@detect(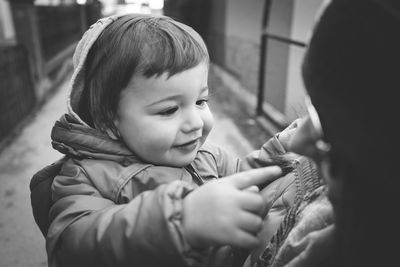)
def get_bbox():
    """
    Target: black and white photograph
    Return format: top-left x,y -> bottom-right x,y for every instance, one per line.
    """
1,0 -> 399,266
